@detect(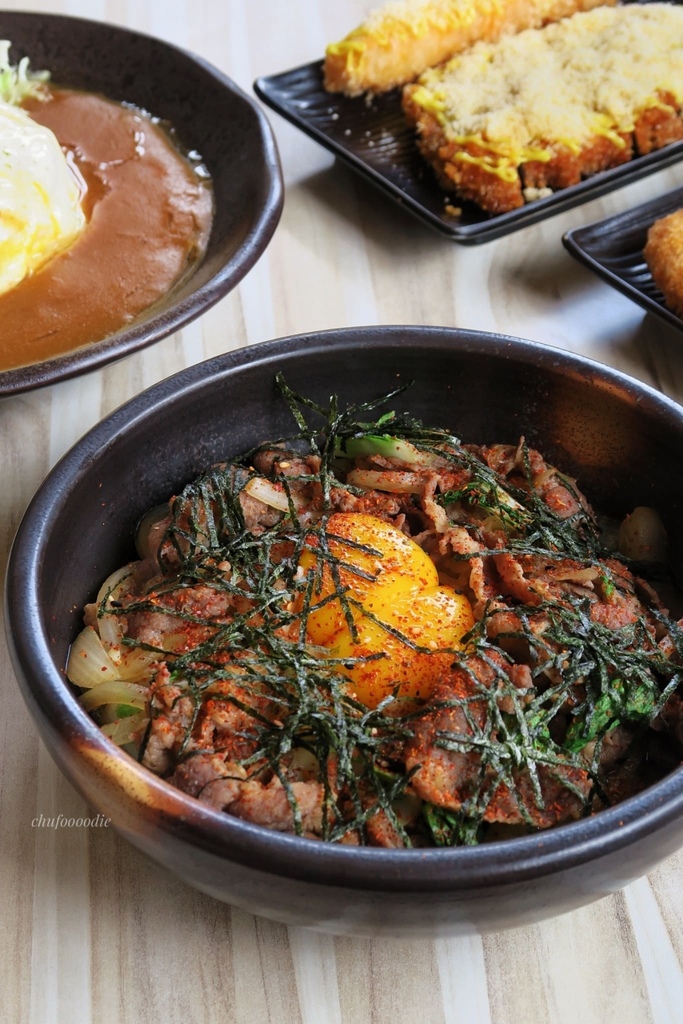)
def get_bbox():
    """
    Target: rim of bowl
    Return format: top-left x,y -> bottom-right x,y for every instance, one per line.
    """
0,11 -> 284,396
8,325 -> 683,892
